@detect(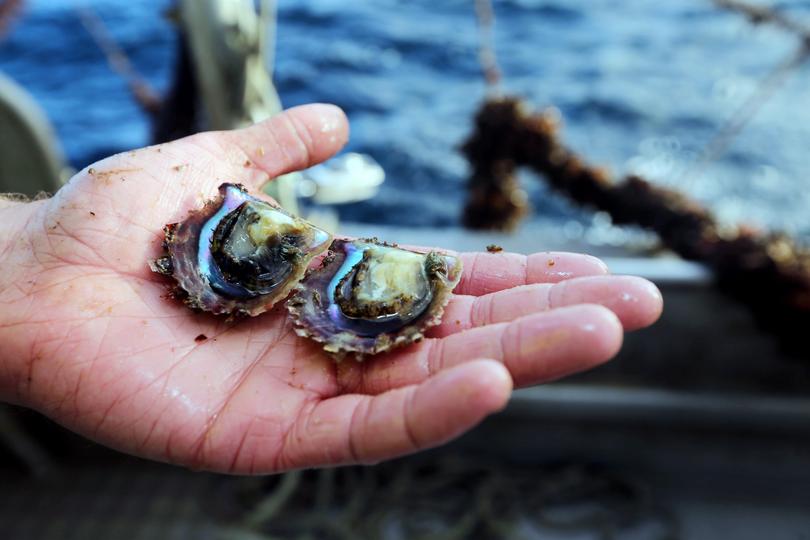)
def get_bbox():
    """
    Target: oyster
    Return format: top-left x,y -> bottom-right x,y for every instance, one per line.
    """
151,183 -> 332,316
287,239 -> 462,360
